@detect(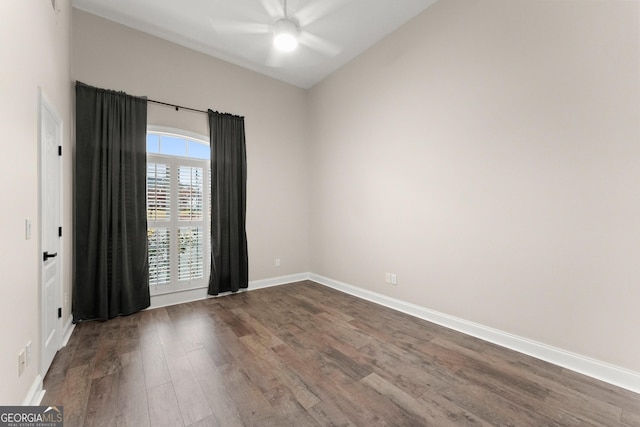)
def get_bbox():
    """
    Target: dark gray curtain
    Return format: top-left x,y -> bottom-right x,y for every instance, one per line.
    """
208,110 -> 249,295
73,82 -> 150,322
